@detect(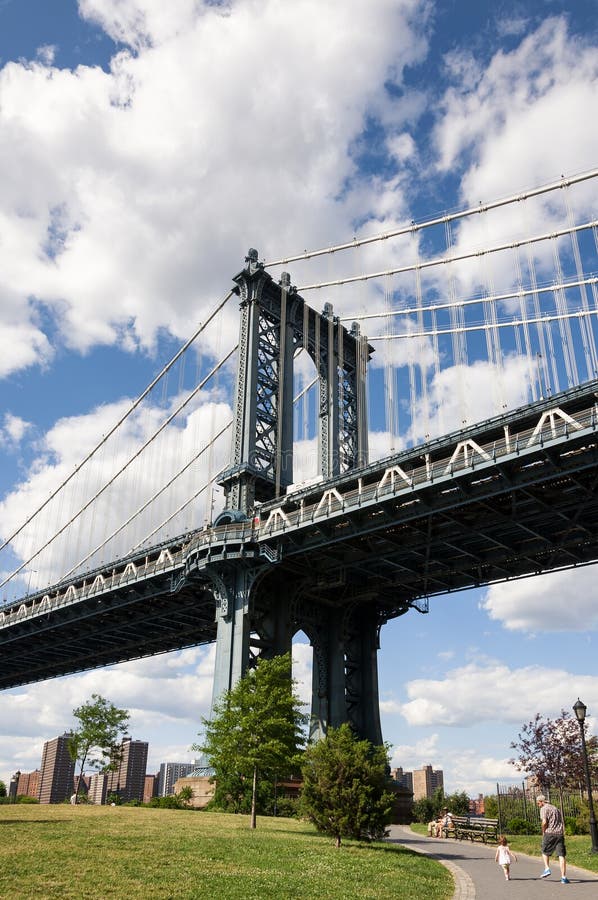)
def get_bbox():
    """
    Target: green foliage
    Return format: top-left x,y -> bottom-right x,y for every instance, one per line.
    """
299,723 -> 394,848
17,796 -> 39,804
411,790 -> 469,822
0,780 -> 6,798
412,797 -> 435,823
69,694 -> 130,804
177,785 -> 194,806
483,795 -> 499,818
106,792 -> 122,806
148,795 -> 192,810
443,791 -> 470,816
573,799 -> 592,835
507,816 -> 538,835
195,653 -> 308,828
265,794 -> 299,819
